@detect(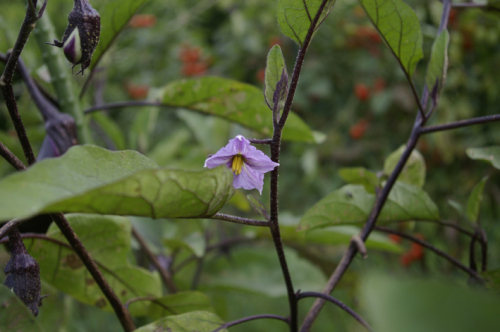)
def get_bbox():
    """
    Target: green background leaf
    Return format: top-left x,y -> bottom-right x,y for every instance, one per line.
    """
277,0 -> 336,46
265,45 -> 287,111
359,0 -> 423,76
134,311 -> 227,332
161,77 -> 315,142
466,146 -> 500,170
384,145 -> 426,188
0,285 -> 43,331
299,183 -> 439,230
0,145 -> 234,220
360,275 -> 500,332
27,214 -> 162,315
425,29 -> 450,92
338,167 -> 379,193
466,176 -> 488,224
